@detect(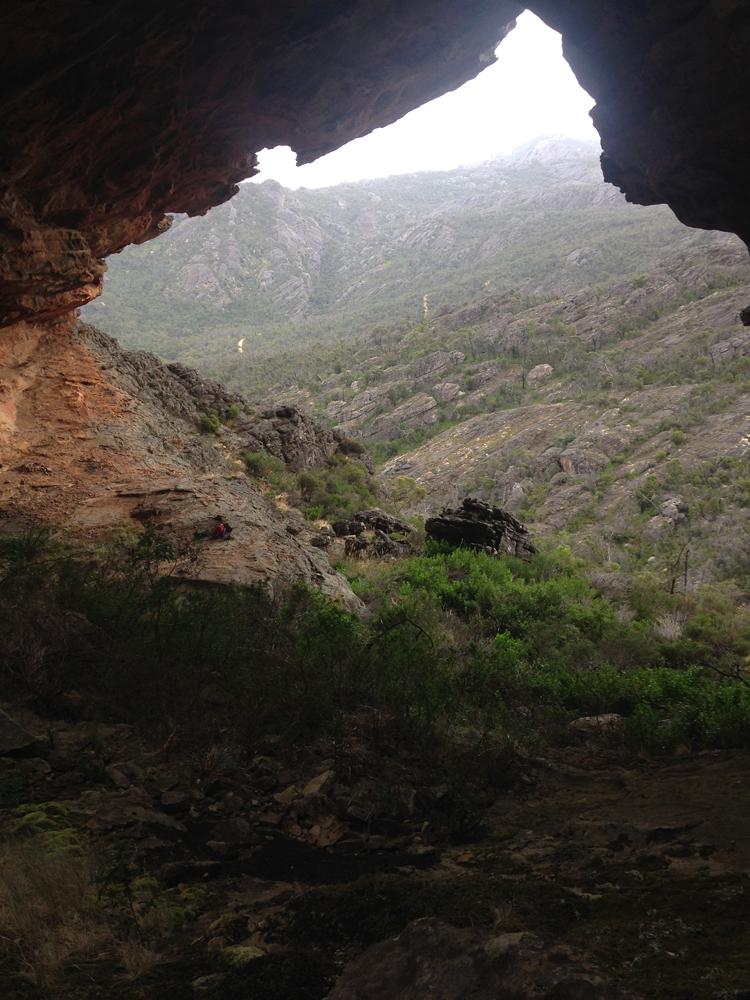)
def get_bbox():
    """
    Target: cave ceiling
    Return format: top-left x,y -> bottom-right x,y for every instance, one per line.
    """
2,0 -> 750,329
